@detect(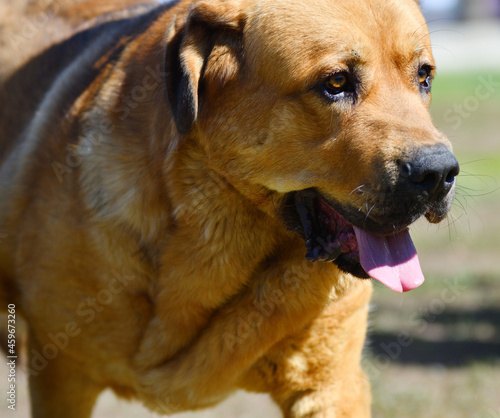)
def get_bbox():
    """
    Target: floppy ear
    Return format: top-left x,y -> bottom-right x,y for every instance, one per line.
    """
165,1 -> 245,135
